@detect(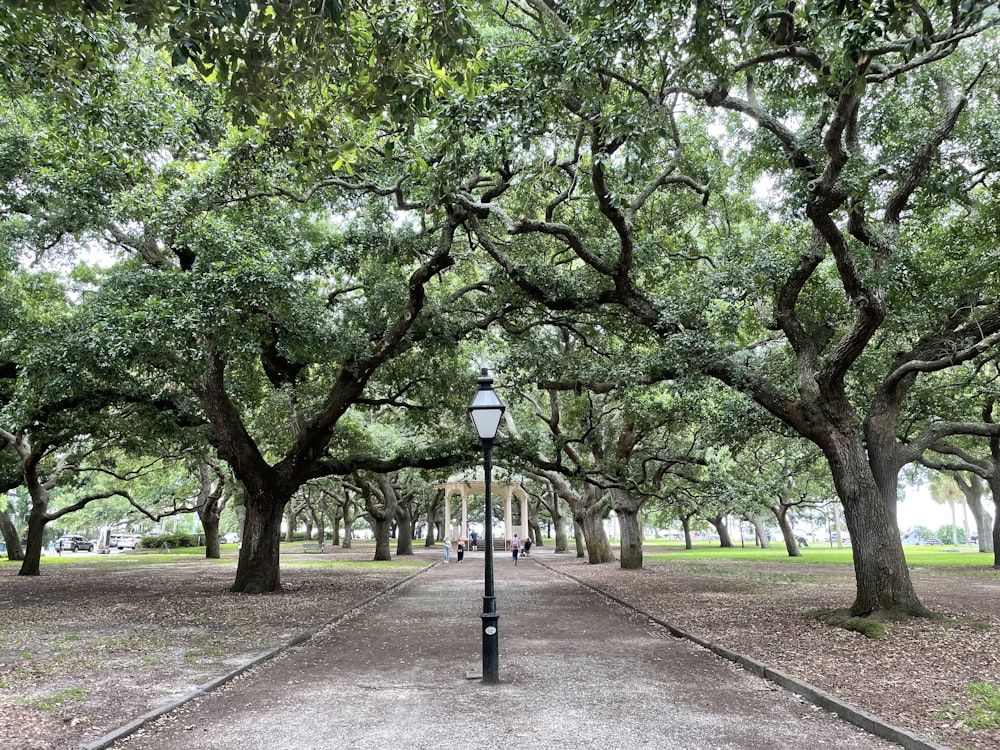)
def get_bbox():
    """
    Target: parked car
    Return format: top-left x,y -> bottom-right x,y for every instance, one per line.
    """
925,536 -> 942,545
223,532 -> 240,544
55,535 -> 94,552
116,534 -> 141,549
